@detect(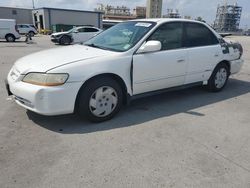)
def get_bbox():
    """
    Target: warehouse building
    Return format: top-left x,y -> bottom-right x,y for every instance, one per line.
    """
0,6 -> 33,24
32,7 -> 103,31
